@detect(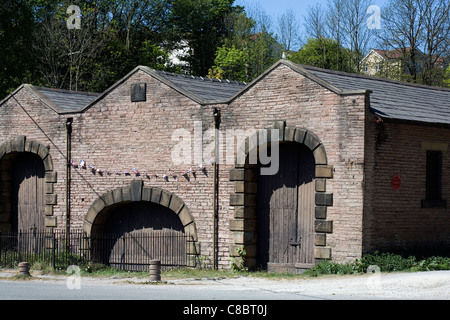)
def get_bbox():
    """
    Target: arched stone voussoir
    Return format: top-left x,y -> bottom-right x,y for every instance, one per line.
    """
83,181 -> 198,242
303,130 -> 322,151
